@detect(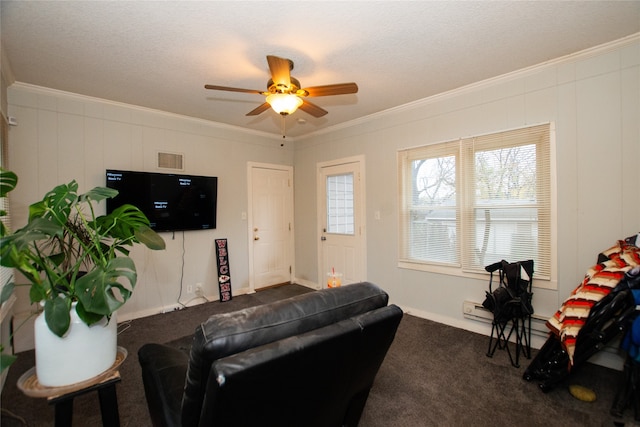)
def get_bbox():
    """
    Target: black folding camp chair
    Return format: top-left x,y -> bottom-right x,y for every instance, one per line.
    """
483,259 -> 534,367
